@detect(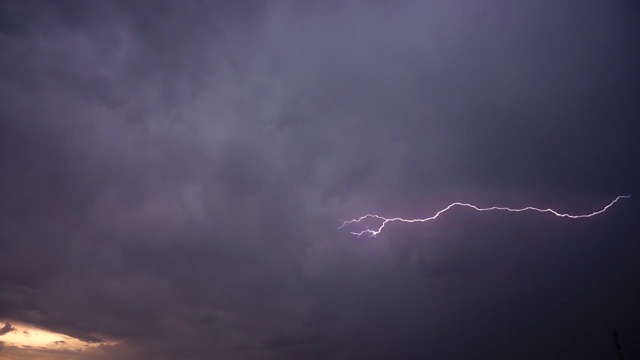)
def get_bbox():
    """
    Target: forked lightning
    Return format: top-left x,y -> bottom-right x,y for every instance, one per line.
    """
338,195 -> 630,237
